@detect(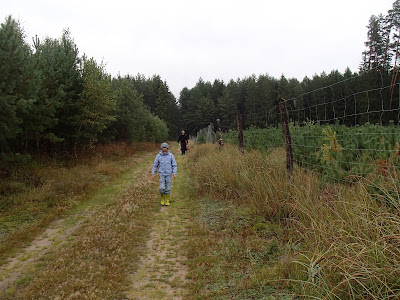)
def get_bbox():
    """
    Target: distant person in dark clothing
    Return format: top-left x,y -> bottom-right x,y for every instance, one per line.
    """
178,130 -> 189,155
